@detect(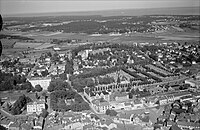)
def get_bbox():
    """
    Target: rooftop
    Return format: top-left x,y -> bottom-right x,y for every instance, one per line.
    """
27,101 -> 45,105
92,99 -> 109,106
